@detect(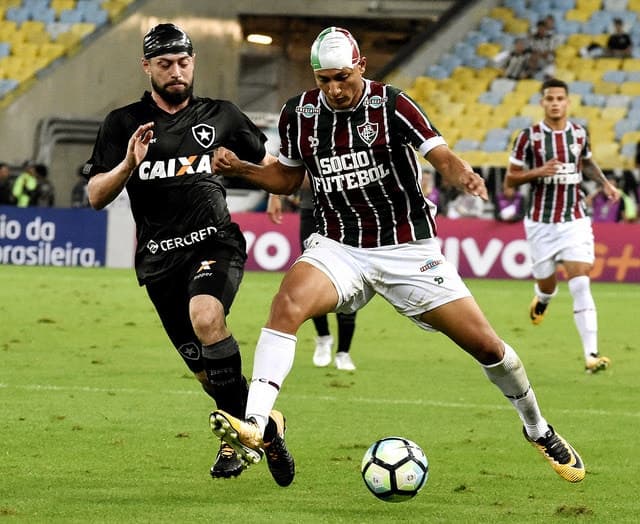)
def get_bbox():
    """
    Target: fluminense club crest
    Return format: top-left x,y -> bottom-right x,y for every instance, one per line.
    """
192,124 -> 215,148
357,121 -> 378,145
